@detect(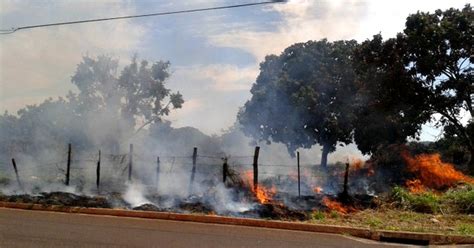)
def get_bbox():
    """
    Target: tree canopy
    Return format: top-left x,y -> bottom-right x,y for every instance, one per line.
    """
0,55 -> 184,157
353,4 -> 473,172
71,55 -> 184,132
238,39 -> 358,168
